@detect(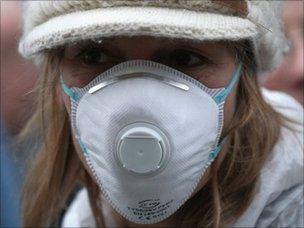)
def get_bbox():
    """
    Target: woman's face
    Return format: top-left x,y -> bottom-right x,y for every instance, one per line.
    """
59,35 -> 238,196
